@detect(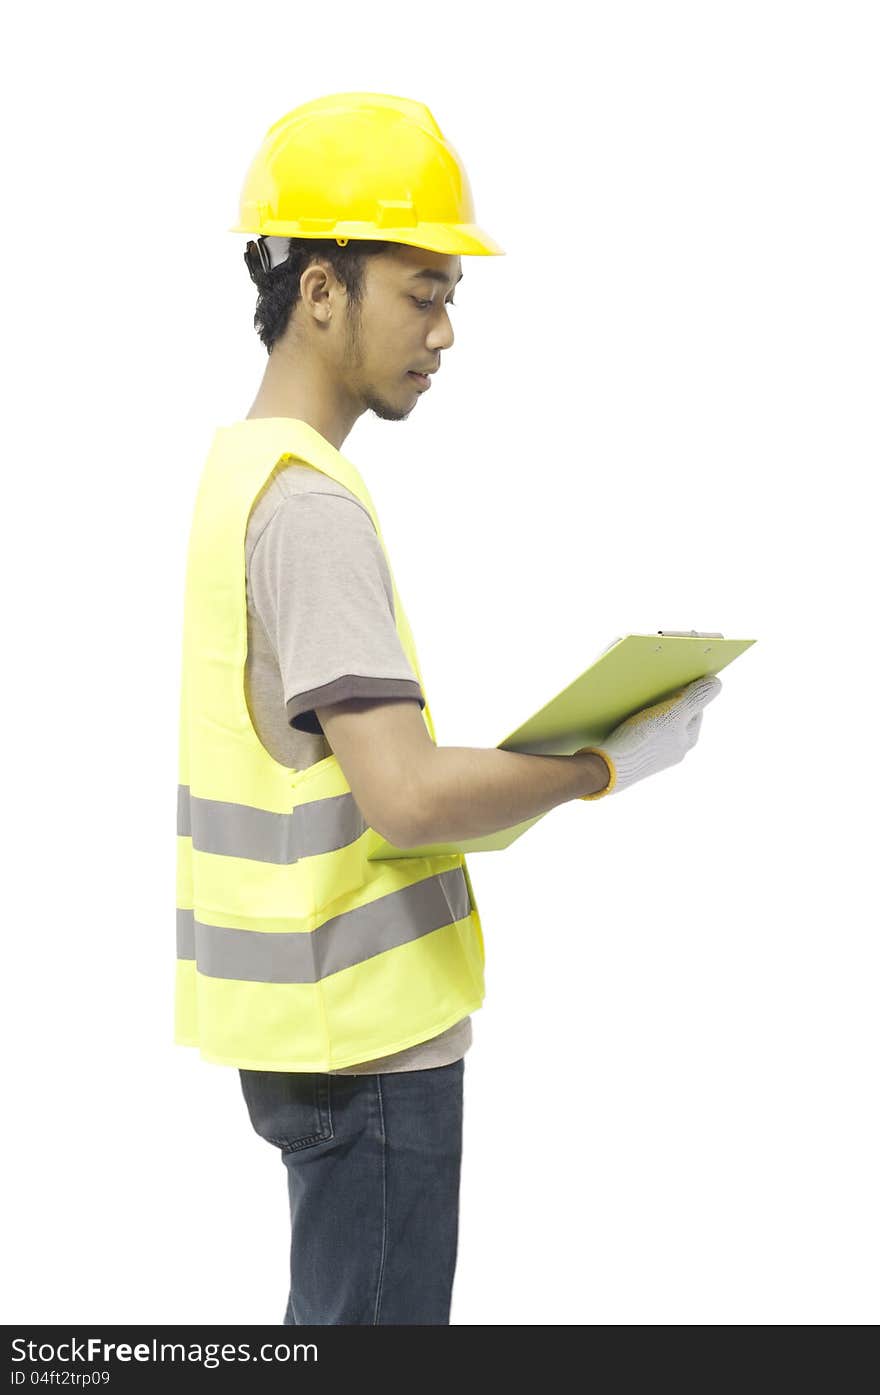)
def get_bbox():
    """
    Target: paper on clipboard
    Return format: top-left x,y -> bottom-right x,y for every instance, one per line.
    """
367,630 -> 755,860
